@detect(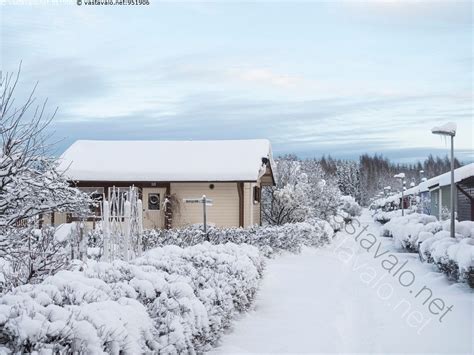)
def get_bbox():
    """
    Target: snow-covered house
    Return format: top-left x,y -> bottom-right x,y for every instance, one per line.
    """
54,140 -> 275,229
379,164 -> 474,221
